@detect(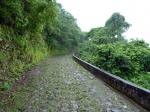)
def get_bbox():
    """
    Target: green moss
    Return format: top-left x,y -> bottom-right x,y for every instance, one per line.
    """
1,82 -> 10,91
